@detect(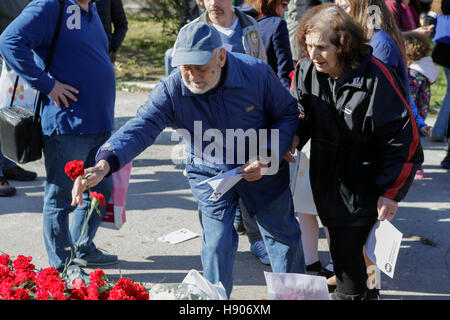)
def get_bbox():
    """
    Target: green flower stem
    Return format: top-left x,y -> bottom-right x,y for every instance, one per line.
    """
61,188 -> 100,279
